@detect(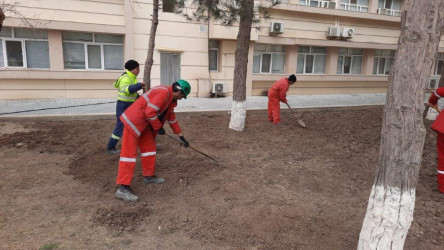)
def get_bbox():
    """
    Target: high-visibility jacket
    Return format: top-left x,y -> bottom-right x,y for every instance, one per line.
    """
114,70 -> 139,102
120,86 -> 181,137
269,77 -> 290,103
428,87 -> 444,134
